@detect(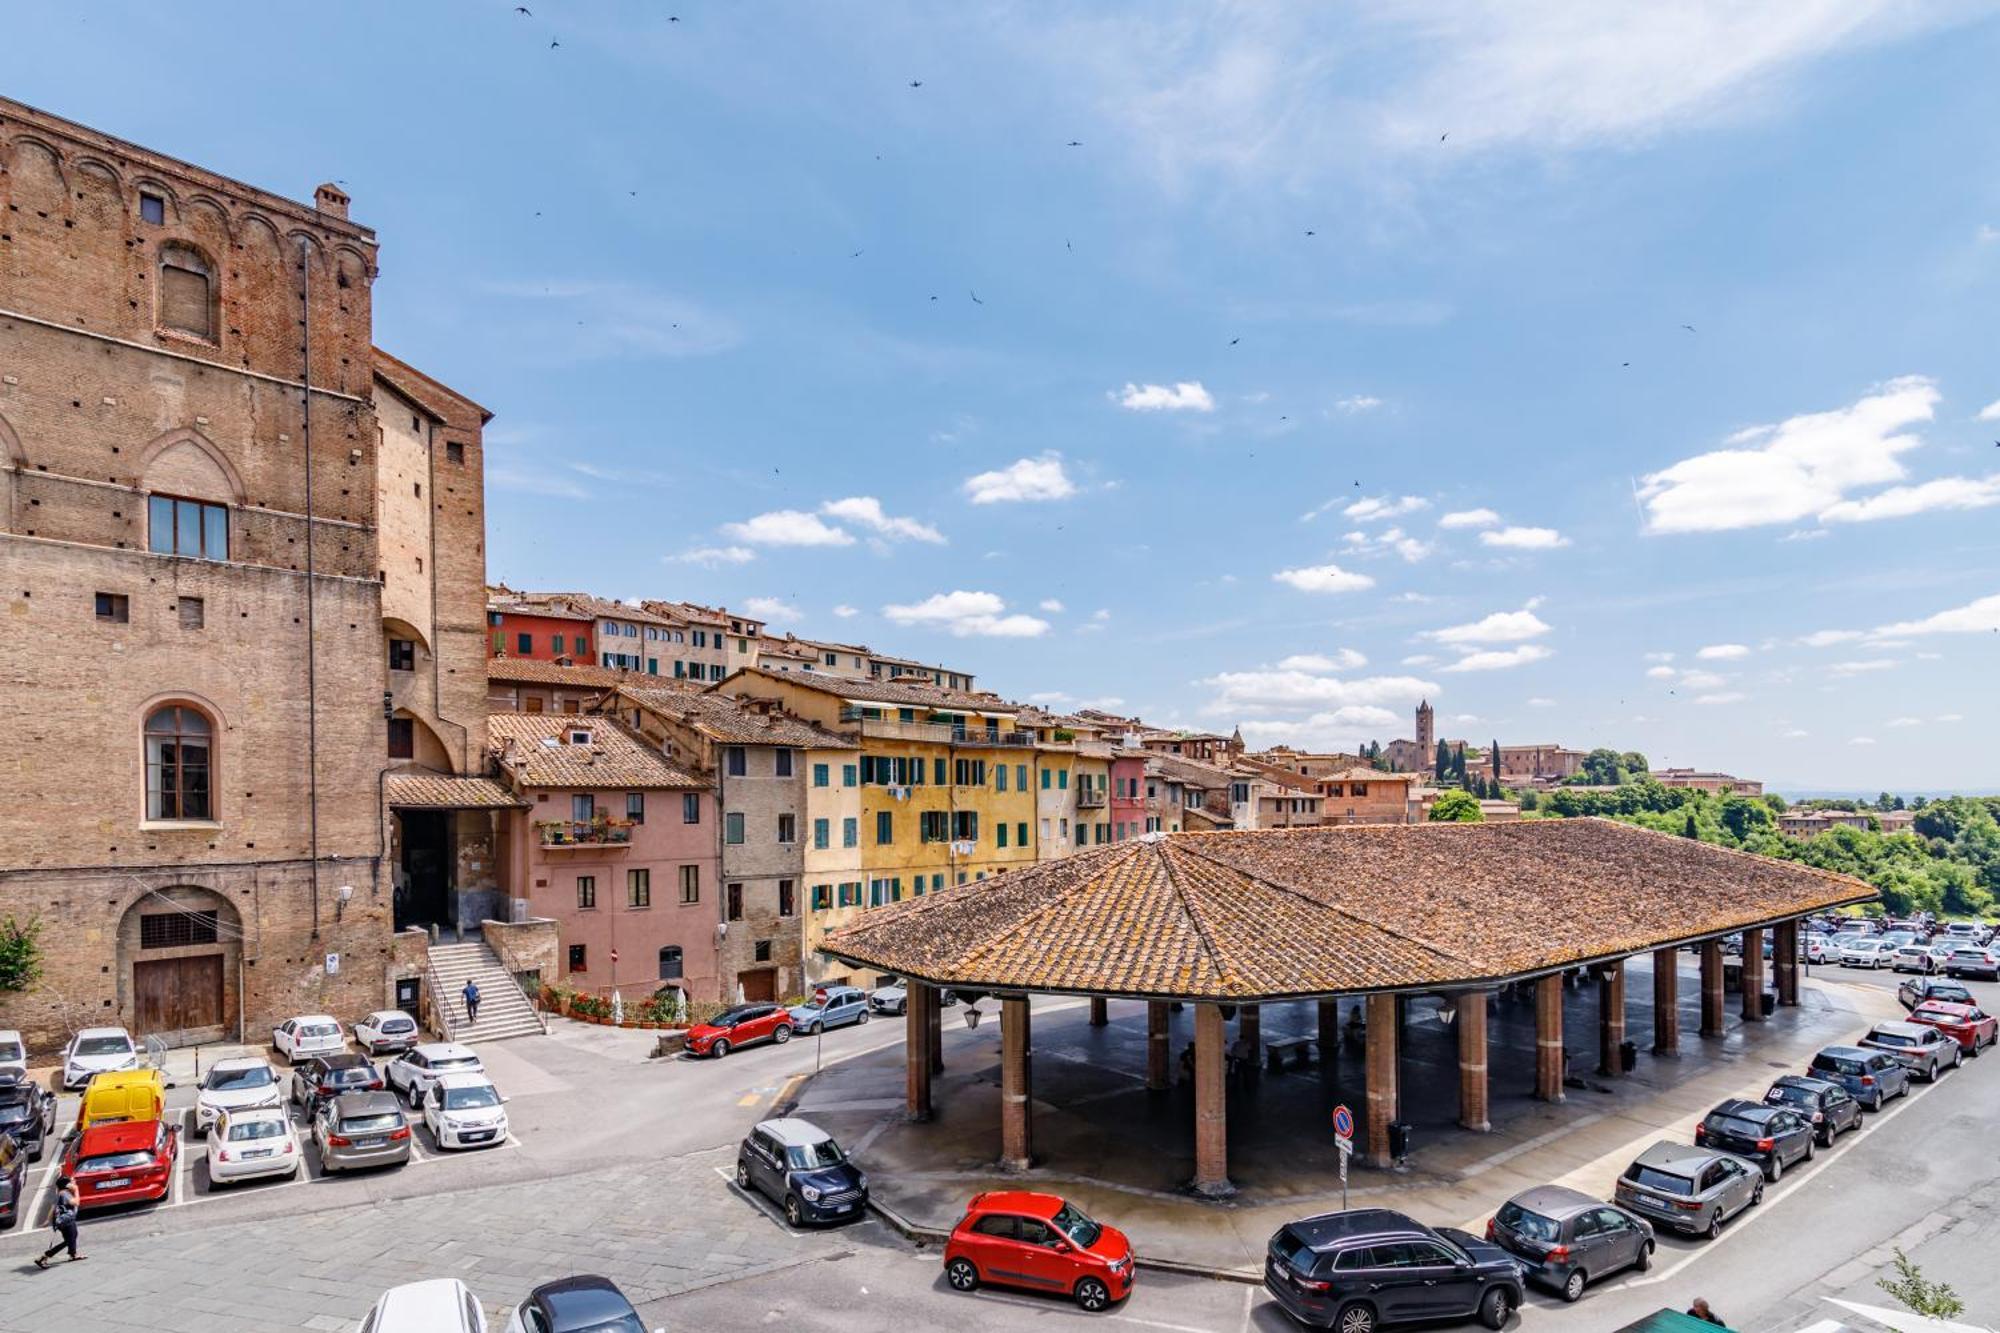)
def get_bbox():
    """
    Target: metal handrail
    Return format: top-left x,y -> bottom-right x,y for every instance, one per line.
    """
423,953 -> 455,1042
